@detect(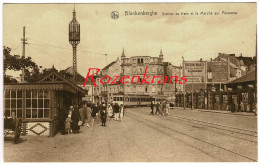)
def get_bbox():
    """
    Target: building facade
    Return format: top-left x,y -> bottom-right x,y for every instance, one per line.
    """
93,49 -> 181,104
